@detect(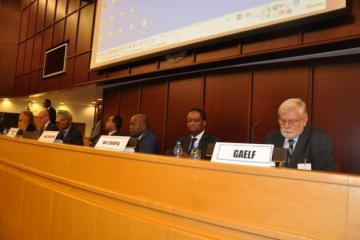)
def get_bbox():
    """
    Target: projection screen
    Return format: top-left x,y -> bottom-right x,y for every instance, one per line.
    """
90,0 -> 347,70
